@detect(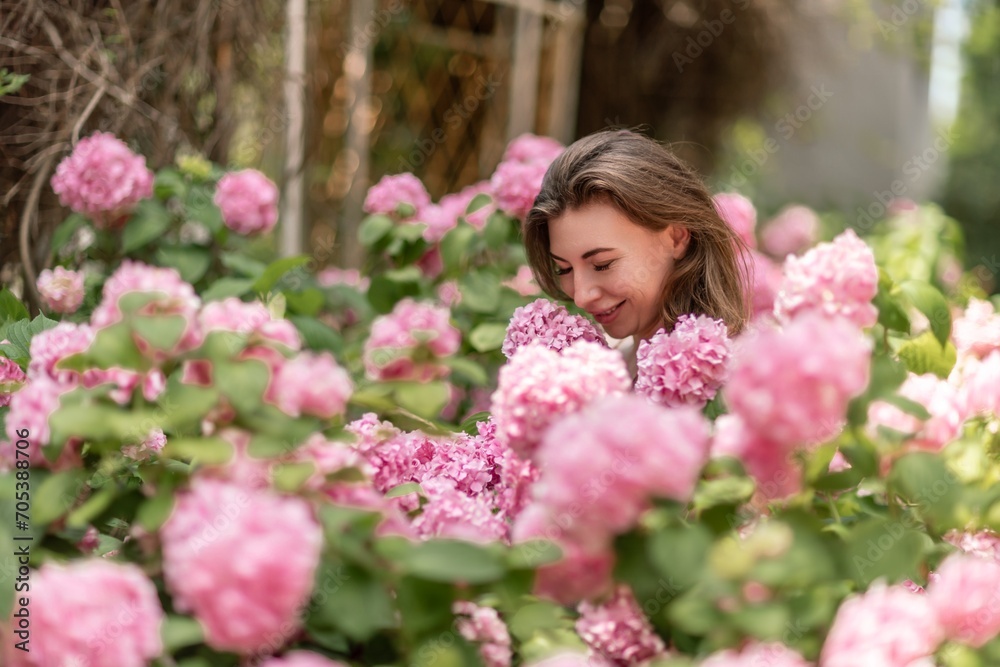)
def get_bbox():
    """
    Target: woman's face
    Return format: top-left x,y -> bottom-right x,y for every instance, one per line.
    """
548,202 -> 690,341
